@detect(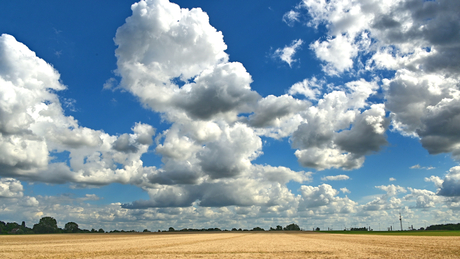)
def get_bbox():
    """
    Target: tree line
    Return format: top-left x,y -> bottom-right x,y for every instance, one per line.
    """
0,217 -> 304,234
425,223 -> 460,231
4,217 -> 455,234
0,217 -> 104,234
